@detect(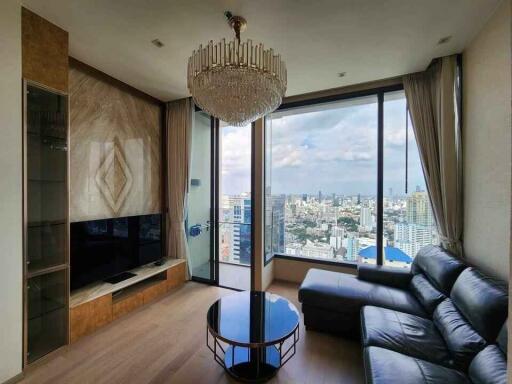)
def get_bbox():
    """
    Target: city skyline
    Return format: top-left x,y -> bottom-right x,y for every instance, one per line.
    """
220,189 -> 438,267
